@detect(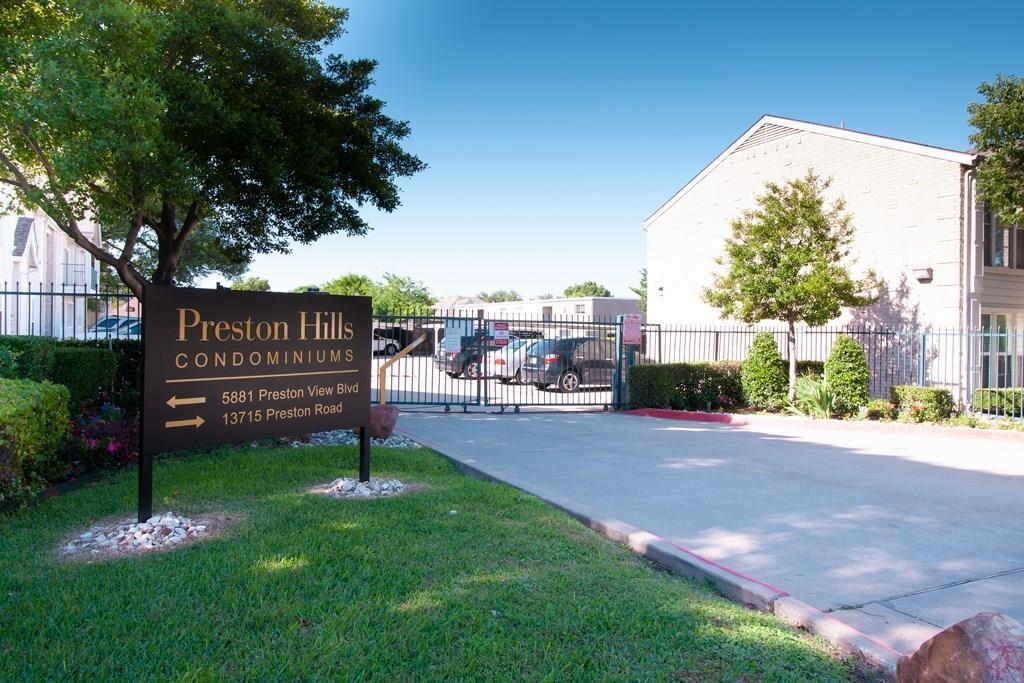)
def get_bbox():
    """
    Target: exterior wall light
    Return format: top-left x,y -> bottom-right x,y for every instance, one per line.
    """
913,267 -> 933,283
